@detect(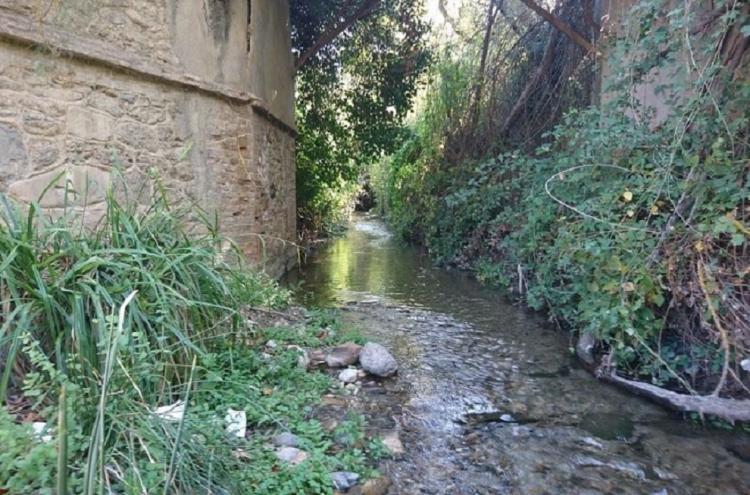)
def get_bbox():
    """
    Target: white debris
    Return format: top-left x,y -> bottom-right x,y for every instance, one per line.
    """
741,359 -> 750,372
31,422 -> 52,443
153,400 -> 186,422
225,408 -> 247,439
